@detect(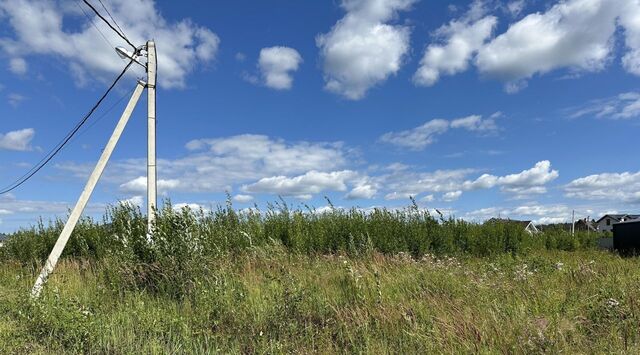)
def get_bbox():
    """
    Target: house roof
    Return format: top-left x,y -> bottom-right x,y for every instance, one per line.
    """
614,219 -> 640,225
595,214 -> 640,224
